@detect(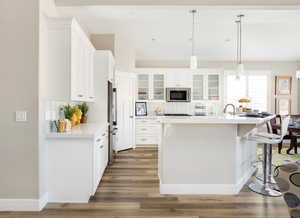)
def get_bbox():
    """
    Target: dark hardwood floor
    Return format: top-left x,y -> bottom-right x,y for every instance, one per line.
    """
0,147 -> 290,218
